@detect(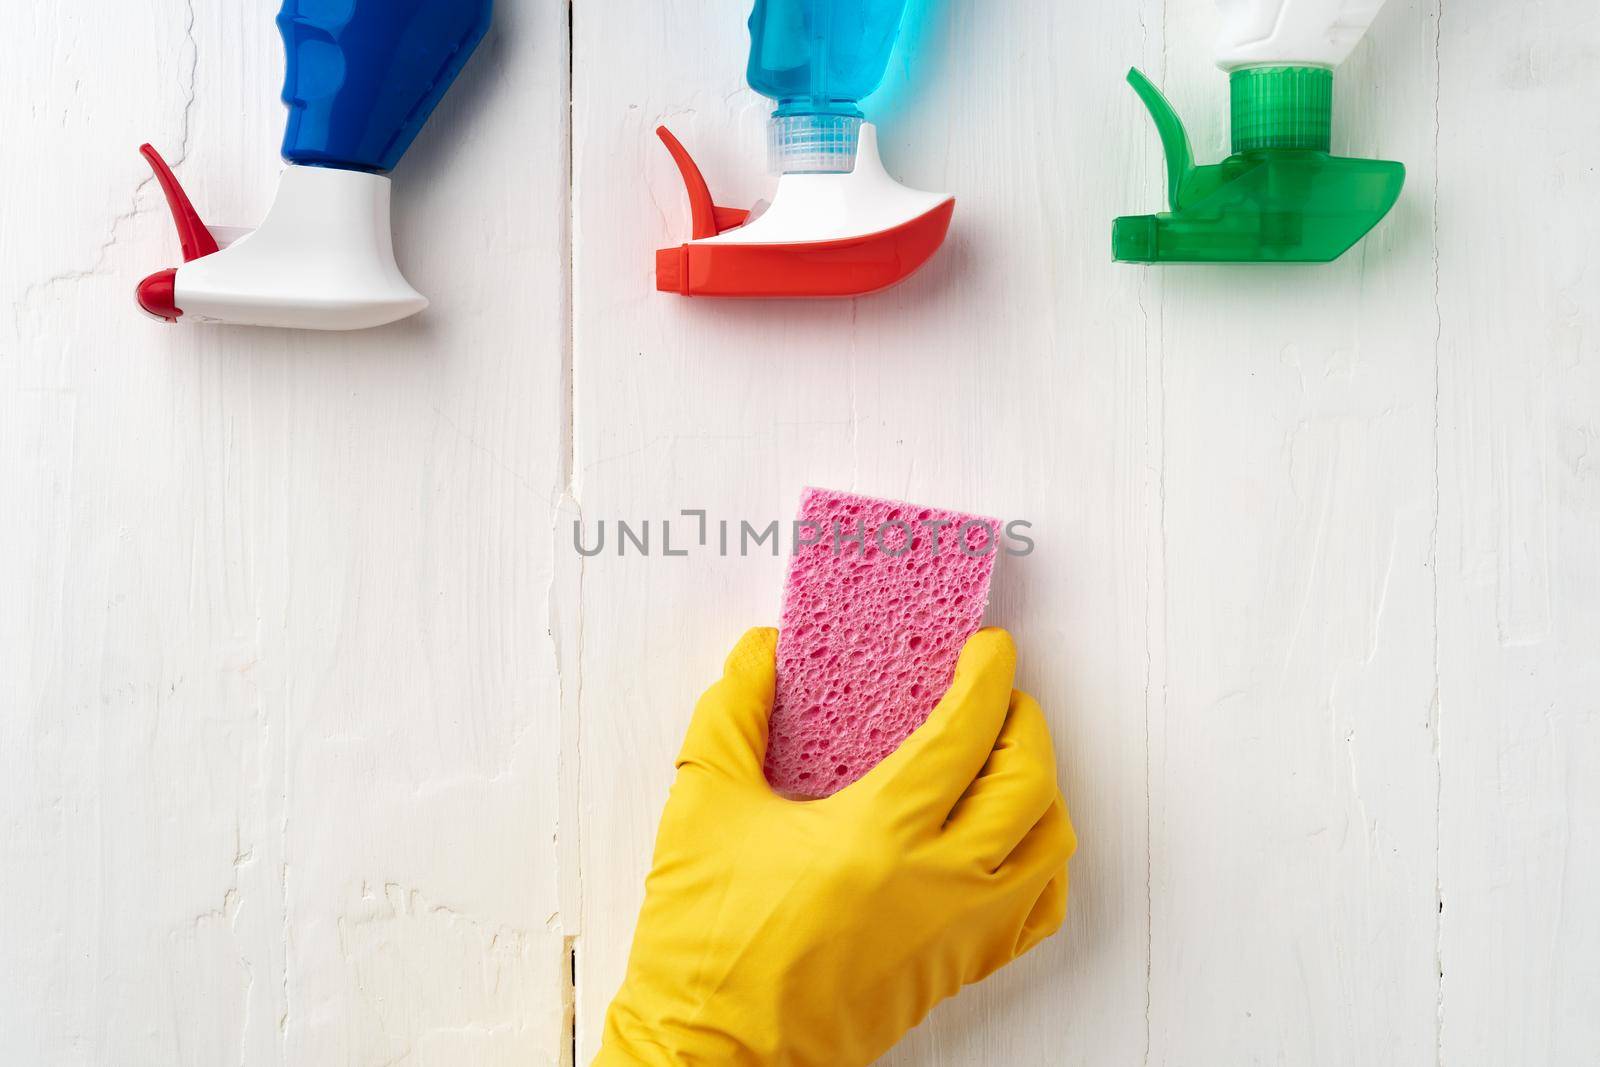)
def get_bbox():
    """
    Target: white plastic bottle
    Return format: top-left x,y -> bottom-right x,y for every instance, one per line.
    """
1215,0 -> 1390,70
